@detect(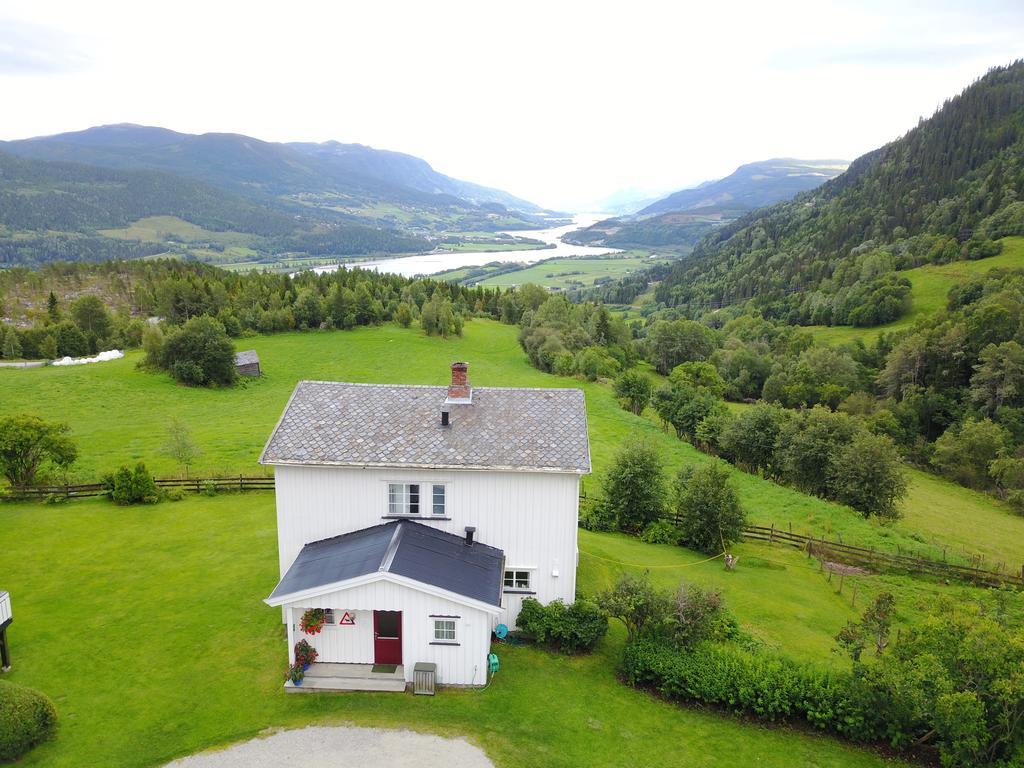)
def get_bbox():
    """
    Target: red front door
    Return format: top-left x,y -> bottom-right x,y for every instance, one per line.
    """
373,610 -> 402,665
